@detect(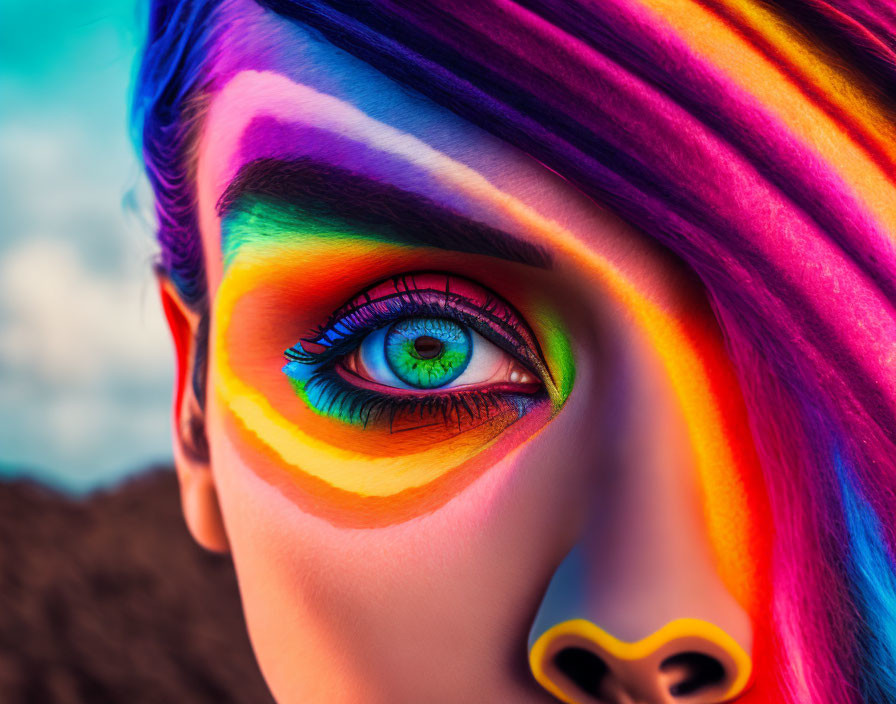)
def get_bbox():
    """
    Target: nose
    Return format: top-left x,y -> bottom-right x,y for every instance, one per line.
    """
528,499 -> 753,704
529,545 -> 752,704
529,609 -> 750,703
527,349 -> 753,703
